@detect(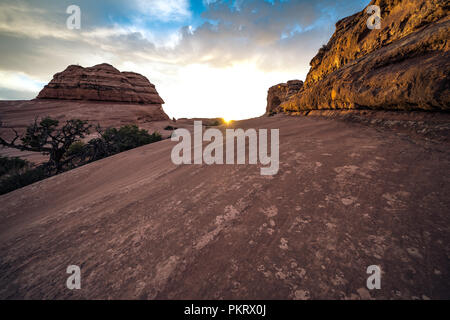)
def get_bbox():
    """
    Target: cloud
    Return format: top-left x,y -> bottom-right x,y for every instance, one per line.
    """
174,0 -> 322,68
136,0 -> 192,22
203,0 -> 219,6
0,0 -> 370,119
0,71 -> 45,94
